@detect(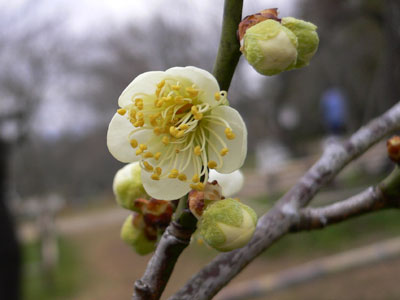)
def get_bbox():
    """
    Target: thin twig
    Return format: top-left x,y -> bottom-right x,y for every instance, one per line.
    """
212,0 -> 243,91
169,102 -> 400,300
